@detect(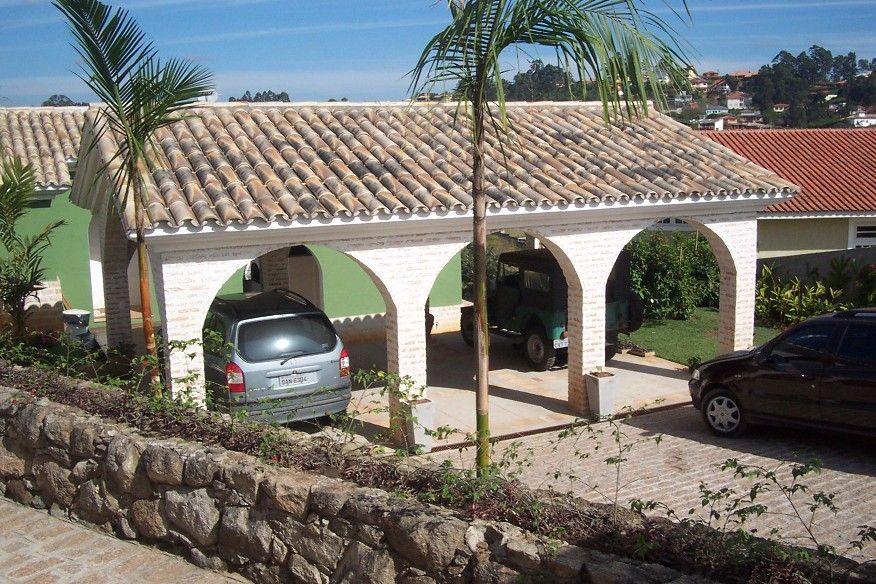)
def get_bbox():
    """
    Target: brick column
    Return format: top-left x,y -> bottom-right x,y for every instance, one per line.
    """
344,235 -> 467,444
260,248 -> 290,291
101,212 -> 134,349
151,246 -> 270,403
699,217 -> 758,353
541,222 -> 646,416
